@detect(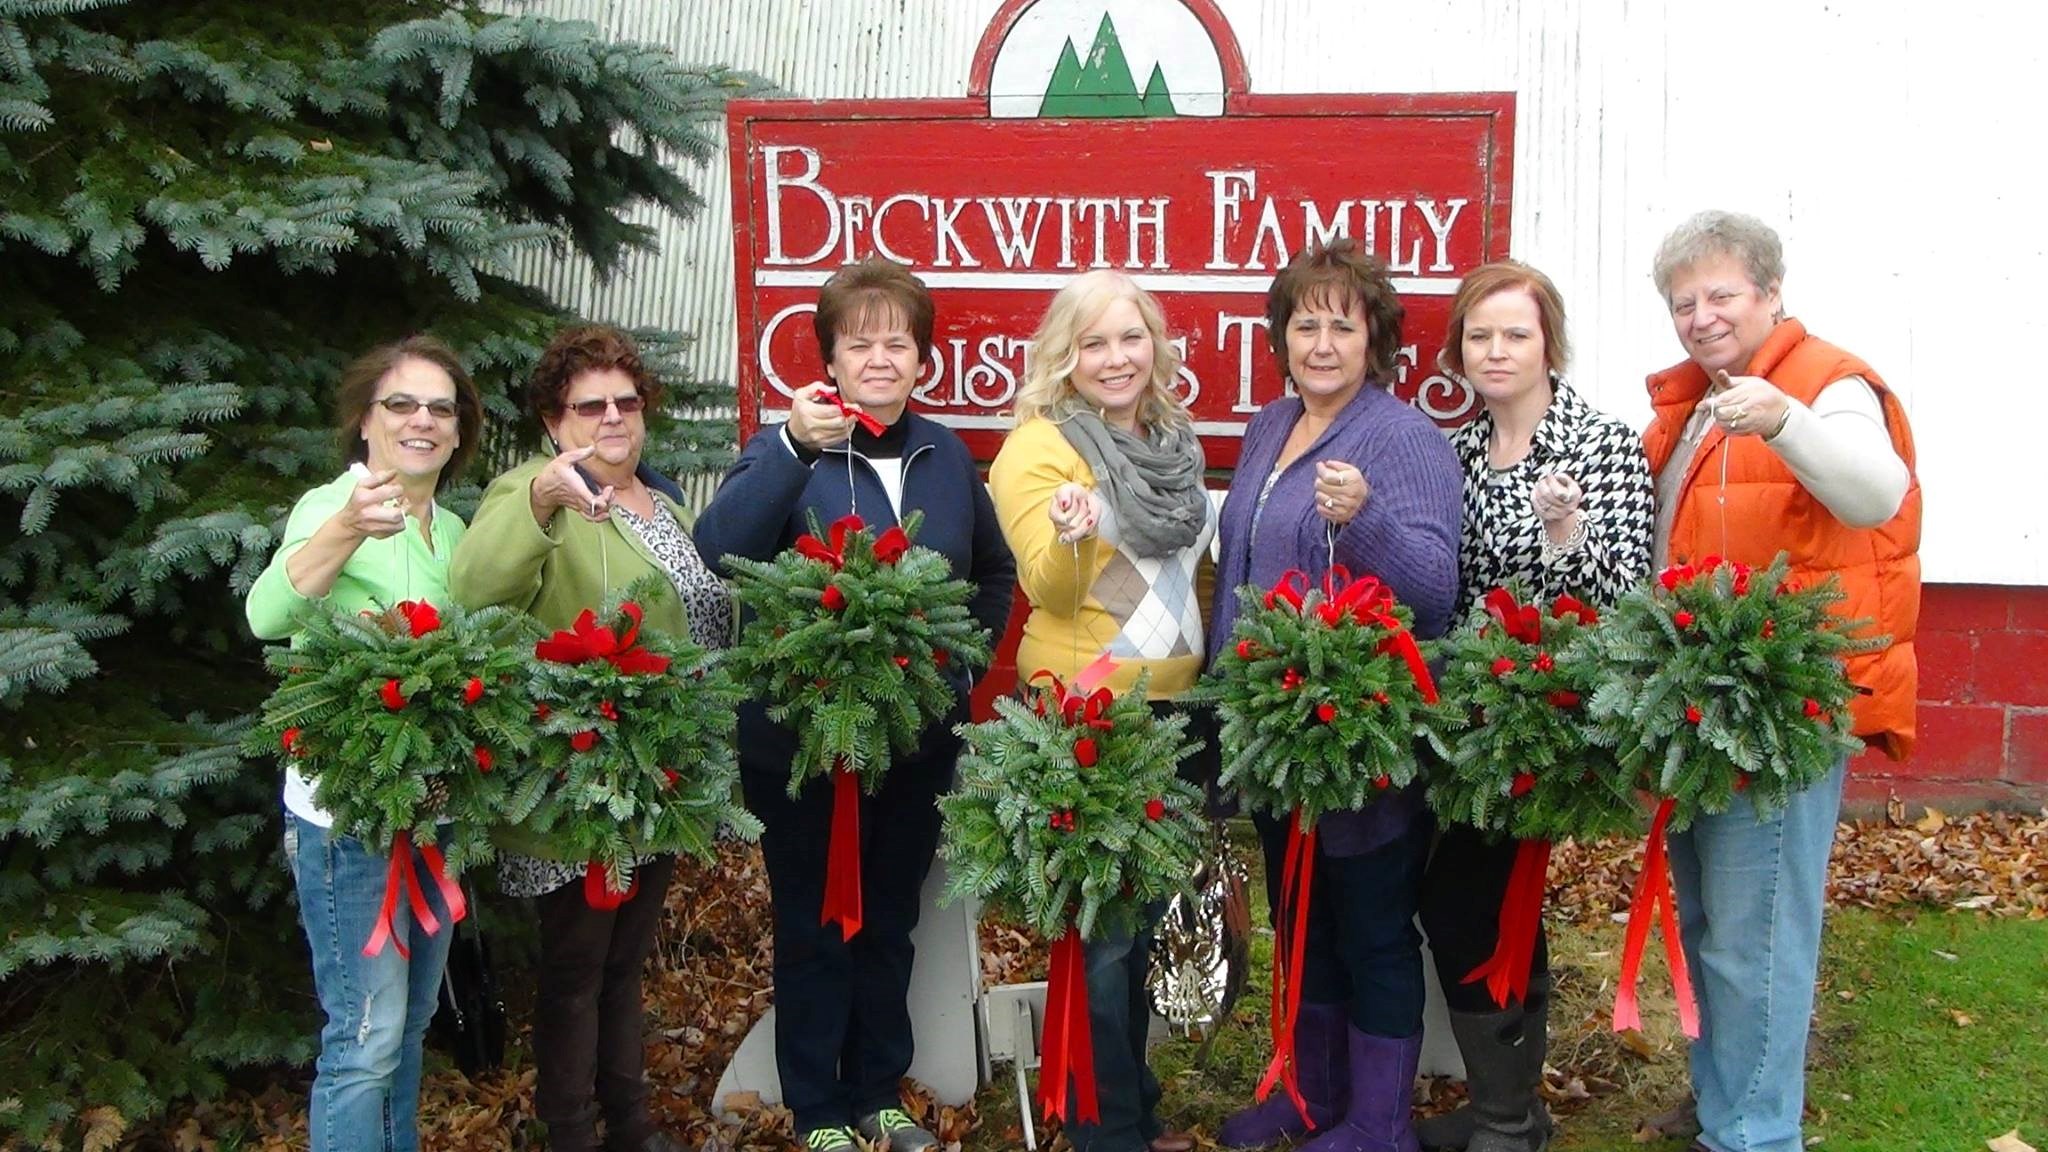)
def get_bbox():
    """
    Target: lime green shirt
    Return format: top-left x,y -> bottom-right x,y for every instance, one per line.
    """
245,471 -> 466,827
246,471 -> 466,640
